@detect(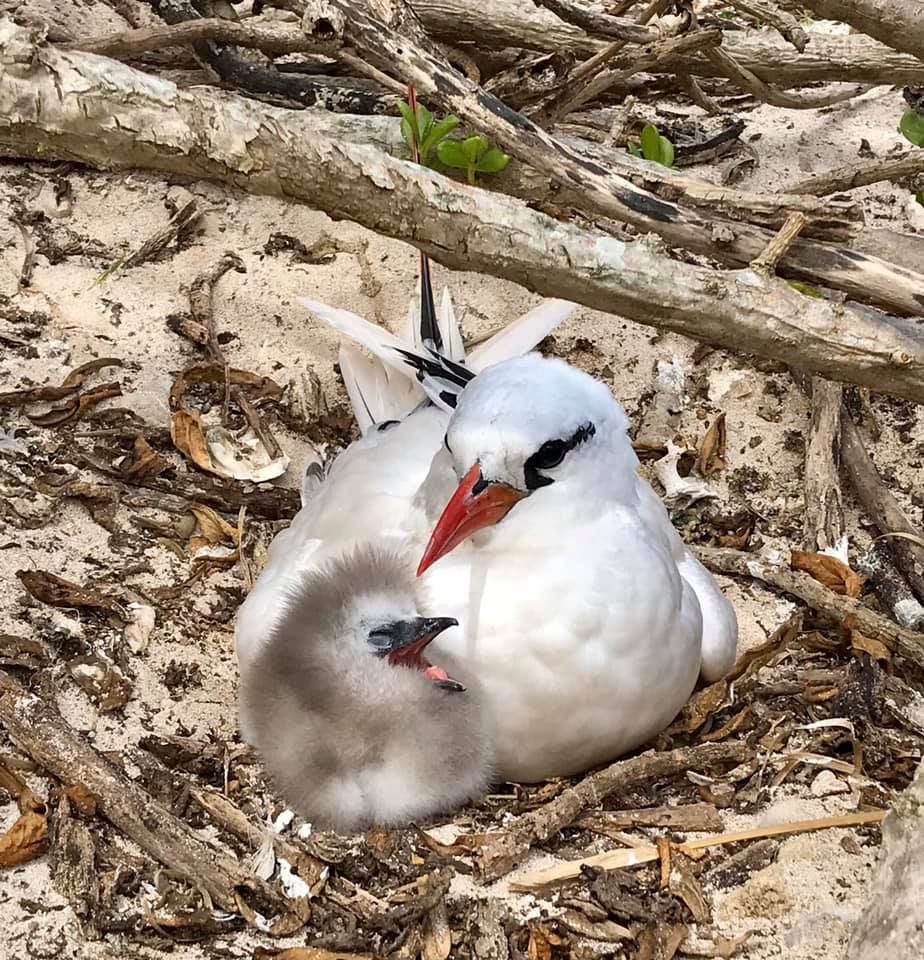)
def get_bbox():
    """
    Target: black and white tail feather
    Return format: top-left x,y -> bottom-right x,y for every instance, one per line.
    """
299,261 -> 576,428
